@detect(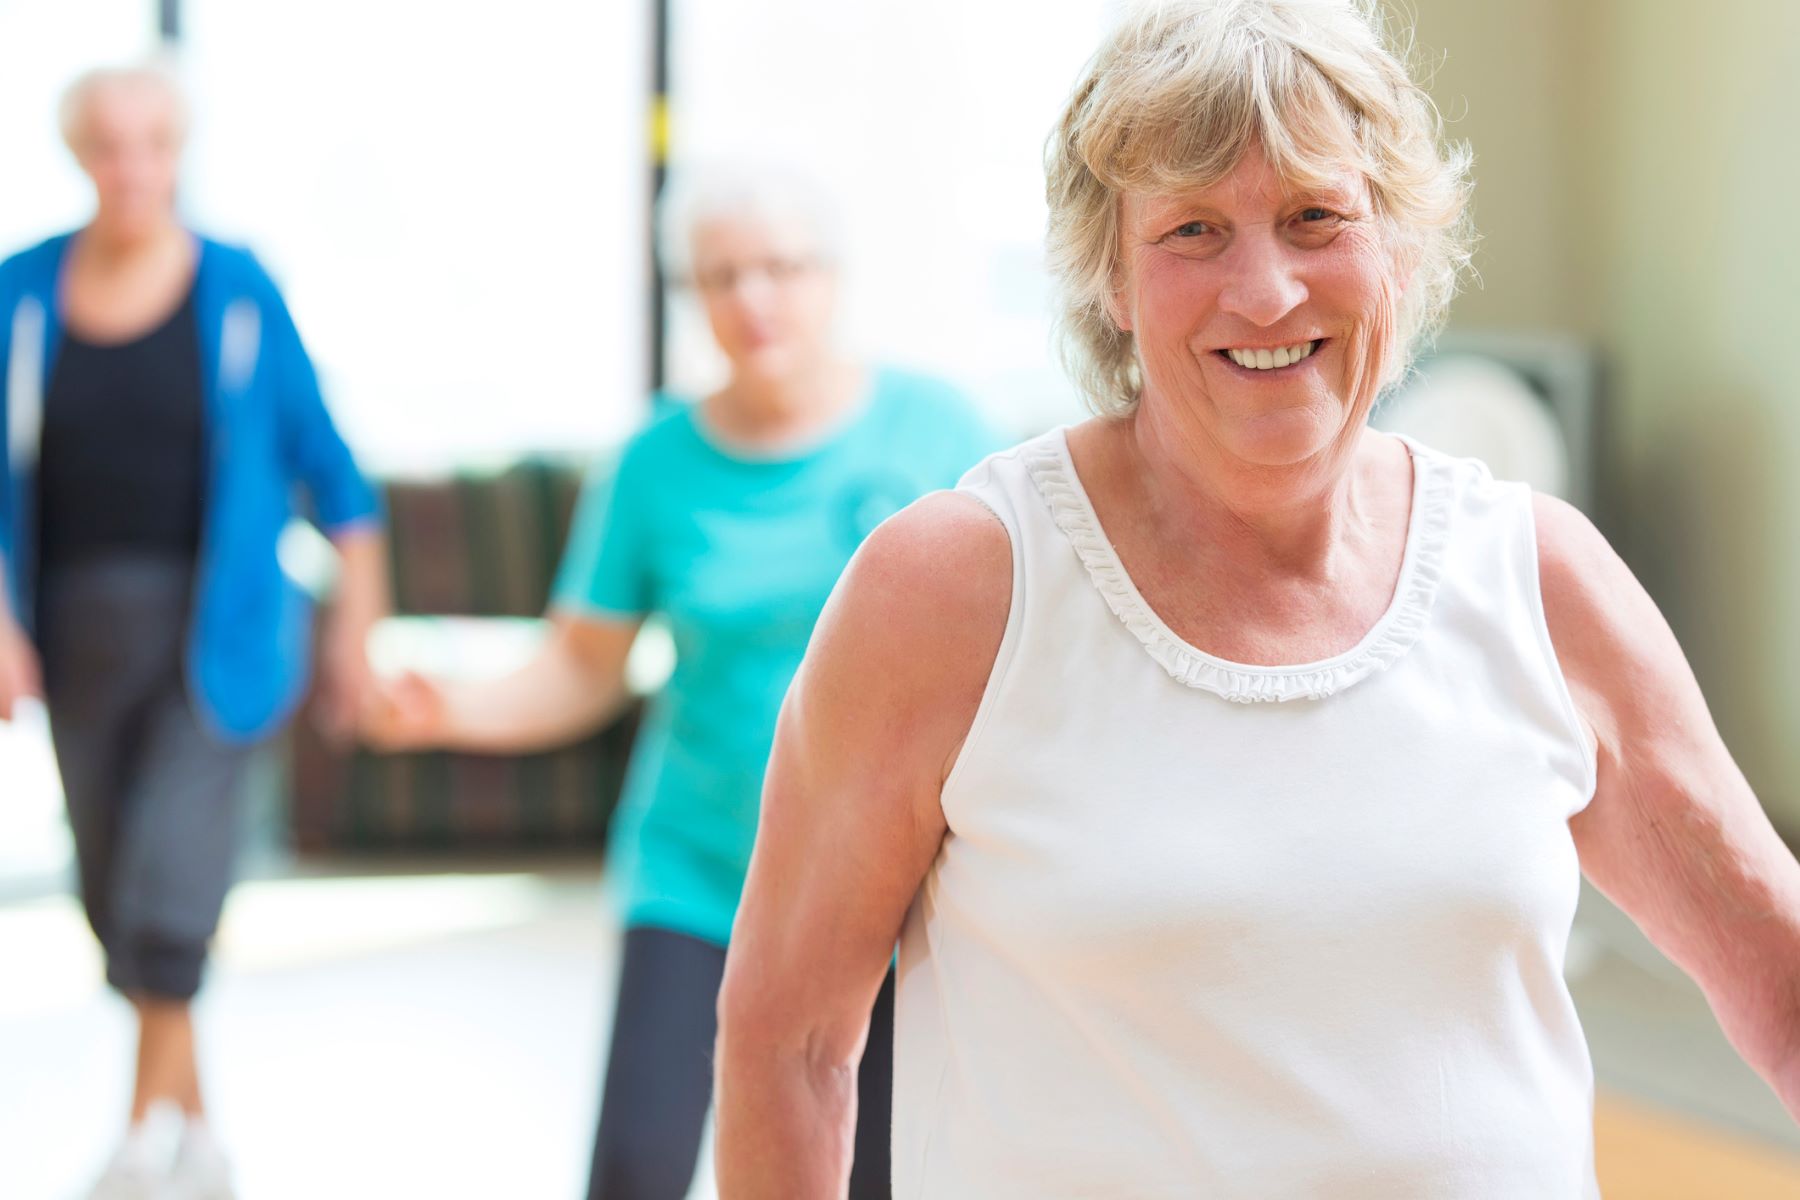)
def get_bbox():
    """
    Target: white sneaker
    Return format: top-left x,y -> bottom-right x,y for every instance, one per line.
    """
84,1155 -> 168,1200
166,1120 -> 236,1200
85,1106 -> 182,1200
